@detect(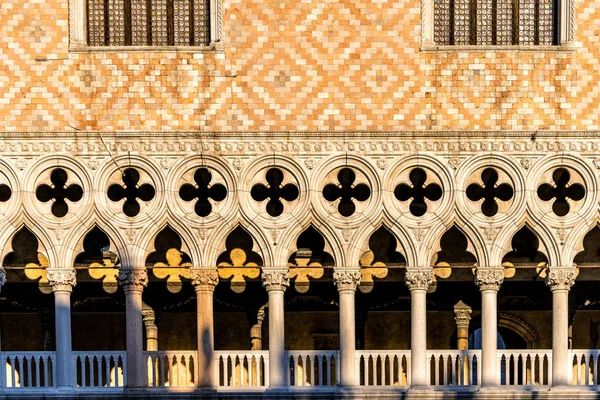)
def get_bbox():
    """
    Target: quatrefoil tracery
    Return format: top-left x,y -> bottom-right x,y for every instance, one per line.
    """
152,248 -> 193,293
537,168 -> 585,217
35,168 -> 83,218
394,168 -> 442,217
179,168 -> 227,217
251,168 -> 299,217
322,168 -> 371,217
107,168 -> 156,217
466,168 -> 514,217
